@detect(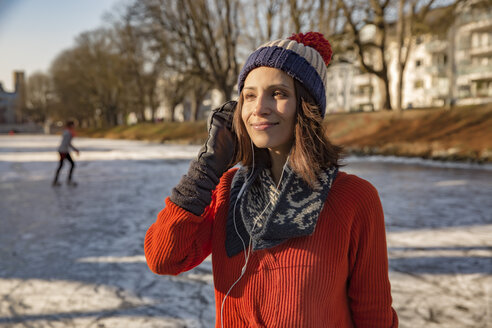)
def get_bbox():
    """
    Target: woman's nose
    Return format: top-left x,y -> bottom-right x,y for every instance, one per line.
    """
253,93 -> 271,116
